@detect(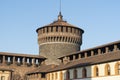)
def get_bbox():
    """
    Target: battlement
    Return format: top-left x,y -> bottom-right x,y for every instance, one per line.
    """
0,52 -> 45,67
36,14 -> 84,65
59,40 -> 120,63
